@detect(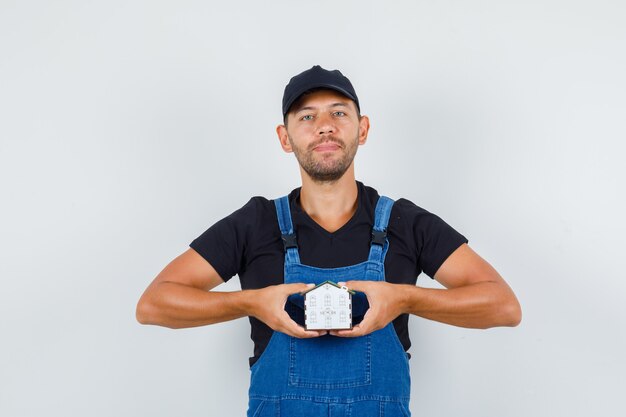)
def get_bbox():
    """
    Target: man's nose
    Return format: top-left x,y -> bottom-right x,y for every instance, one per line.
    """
316,113 -> 335,135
